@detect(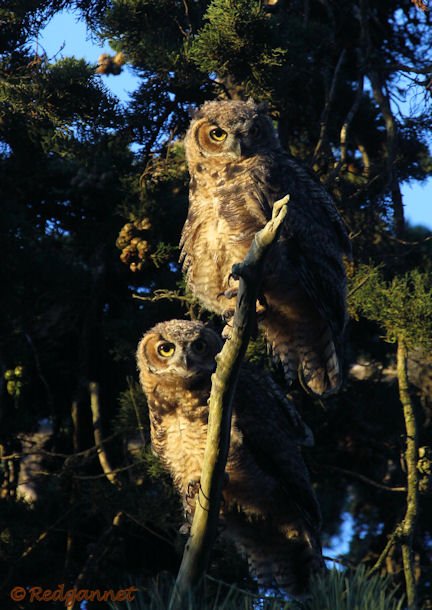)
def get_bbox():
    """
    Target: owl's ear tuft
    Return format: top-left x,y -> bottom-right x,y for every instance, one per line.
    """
190,106 -> 204,120
246,97 -> 257,107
